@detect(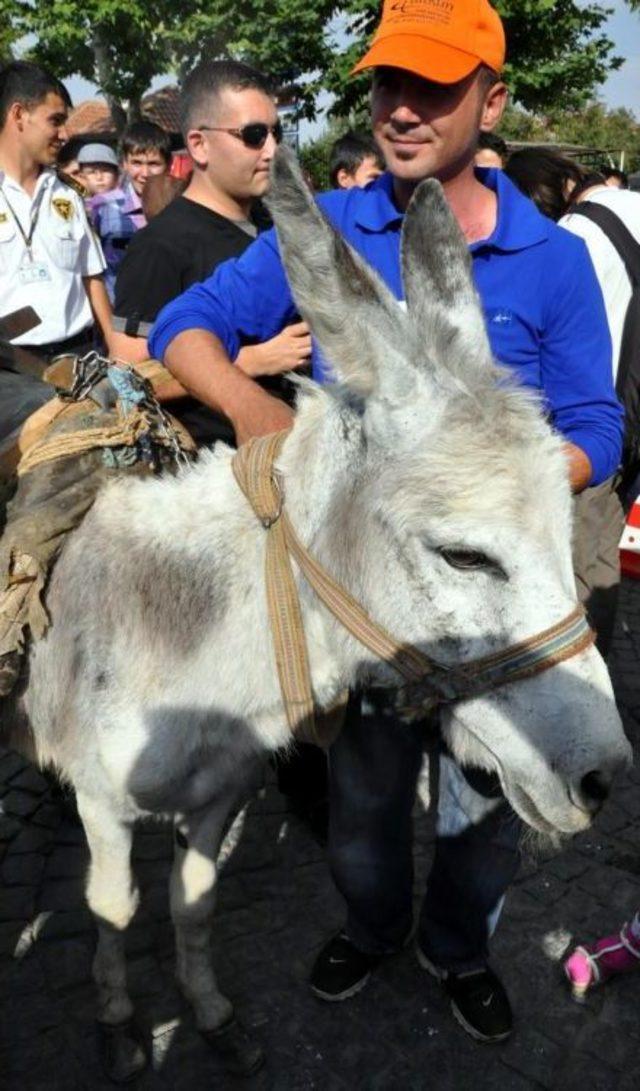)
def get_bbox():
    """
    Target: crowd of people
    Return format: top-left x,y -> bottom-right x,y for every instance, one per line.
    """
1,0 -> 640,1056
